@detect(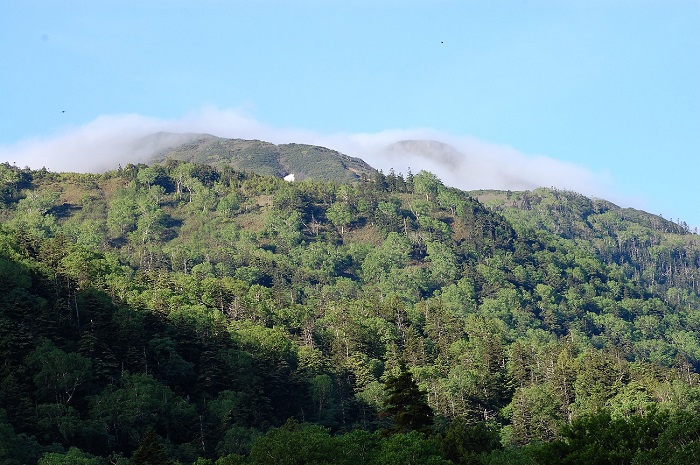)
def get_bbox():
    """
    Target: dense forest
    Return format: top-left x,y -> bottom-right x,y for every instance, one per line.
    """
1,159 -> 700,464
